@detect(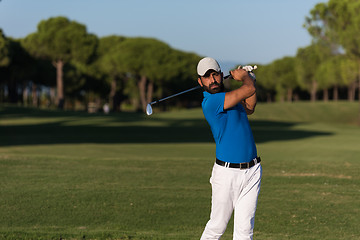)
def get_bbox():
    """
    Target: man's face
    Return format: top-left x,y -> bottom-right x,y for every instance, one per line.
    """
198,70 -> 224,94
